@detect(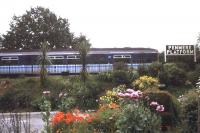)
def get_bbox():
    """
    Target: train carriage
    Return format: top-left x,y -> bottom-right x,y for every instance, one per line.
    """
0,48 -> 158,75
